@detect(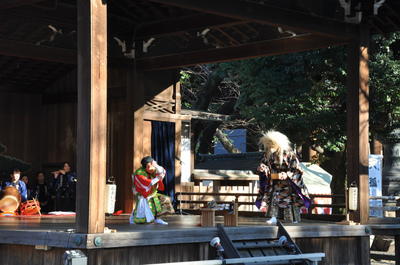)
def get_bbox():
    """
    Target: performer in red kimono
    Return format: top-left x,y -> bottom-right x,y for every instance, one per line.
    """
255,130 -> 311,224
129,156 -> 174,225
